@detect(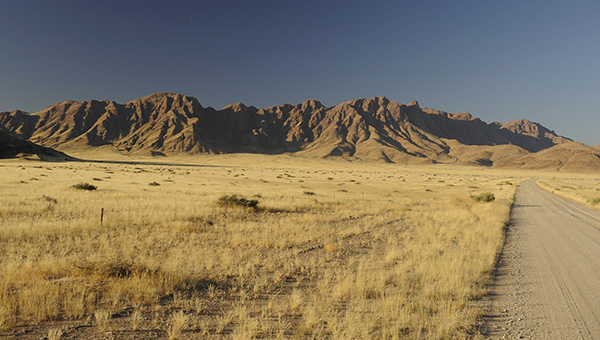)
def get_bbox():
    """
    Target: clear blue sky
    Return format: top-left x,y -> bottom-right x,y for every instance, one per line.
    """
1,0 -> 598,145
